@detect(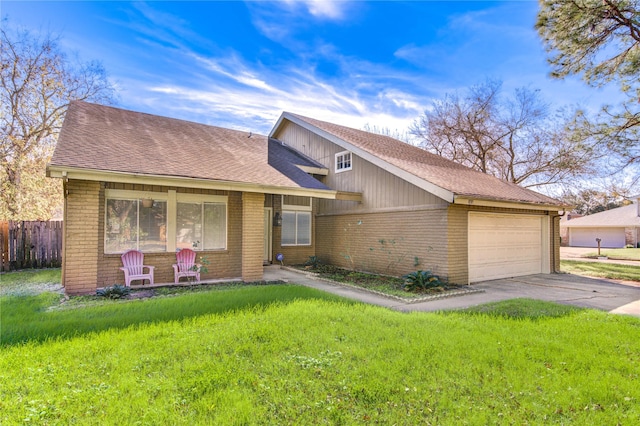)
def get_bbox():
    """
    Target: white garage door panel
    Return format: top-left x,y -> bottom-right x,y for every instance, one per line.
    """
570,228 -> 625,248
469,214 -> 544,283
